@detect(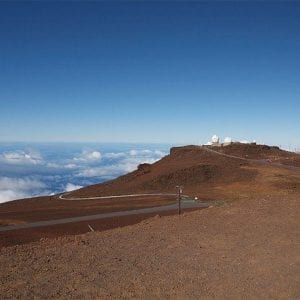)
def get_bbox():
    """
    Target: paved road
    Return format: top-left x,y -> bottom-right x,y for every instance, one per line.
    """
0,200 -> 208,232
